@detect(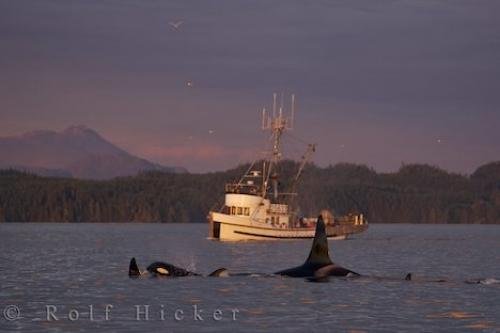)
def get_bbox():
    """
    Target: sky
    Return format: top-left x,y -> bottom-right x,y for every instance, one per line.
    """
0,0 -> 499,173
